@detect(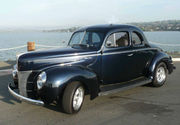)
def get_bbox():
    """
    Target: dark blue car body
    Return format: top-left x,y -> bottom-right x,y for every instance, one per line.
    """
11,24 -> 174,104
